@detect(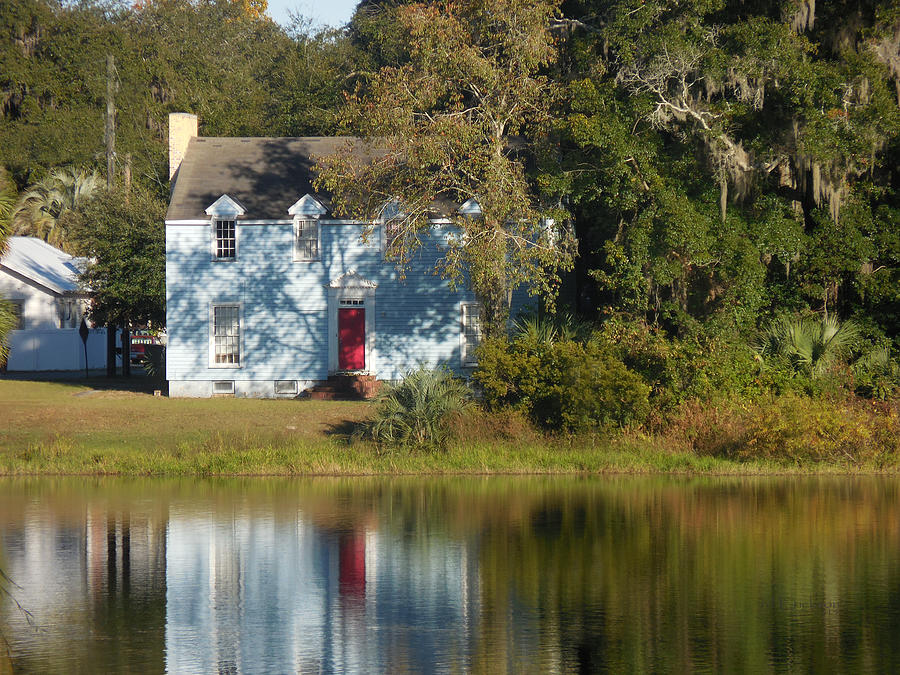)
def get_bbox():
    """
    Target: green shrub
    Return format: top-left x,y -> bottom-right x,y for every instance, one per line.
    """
475,329 -> 650,432
853,347 -> 900,400
370,367 -> 472,448
592,317 -> 764,409
754,315 -> 861,378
